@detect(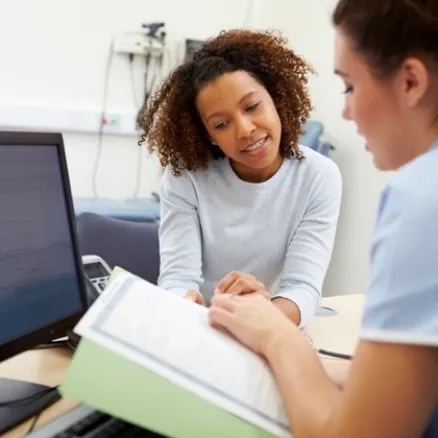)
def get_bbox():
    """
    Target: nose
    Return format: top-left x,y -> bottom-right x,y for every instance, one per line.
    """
342,102 -> 352,121
236,115 -> 256,138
